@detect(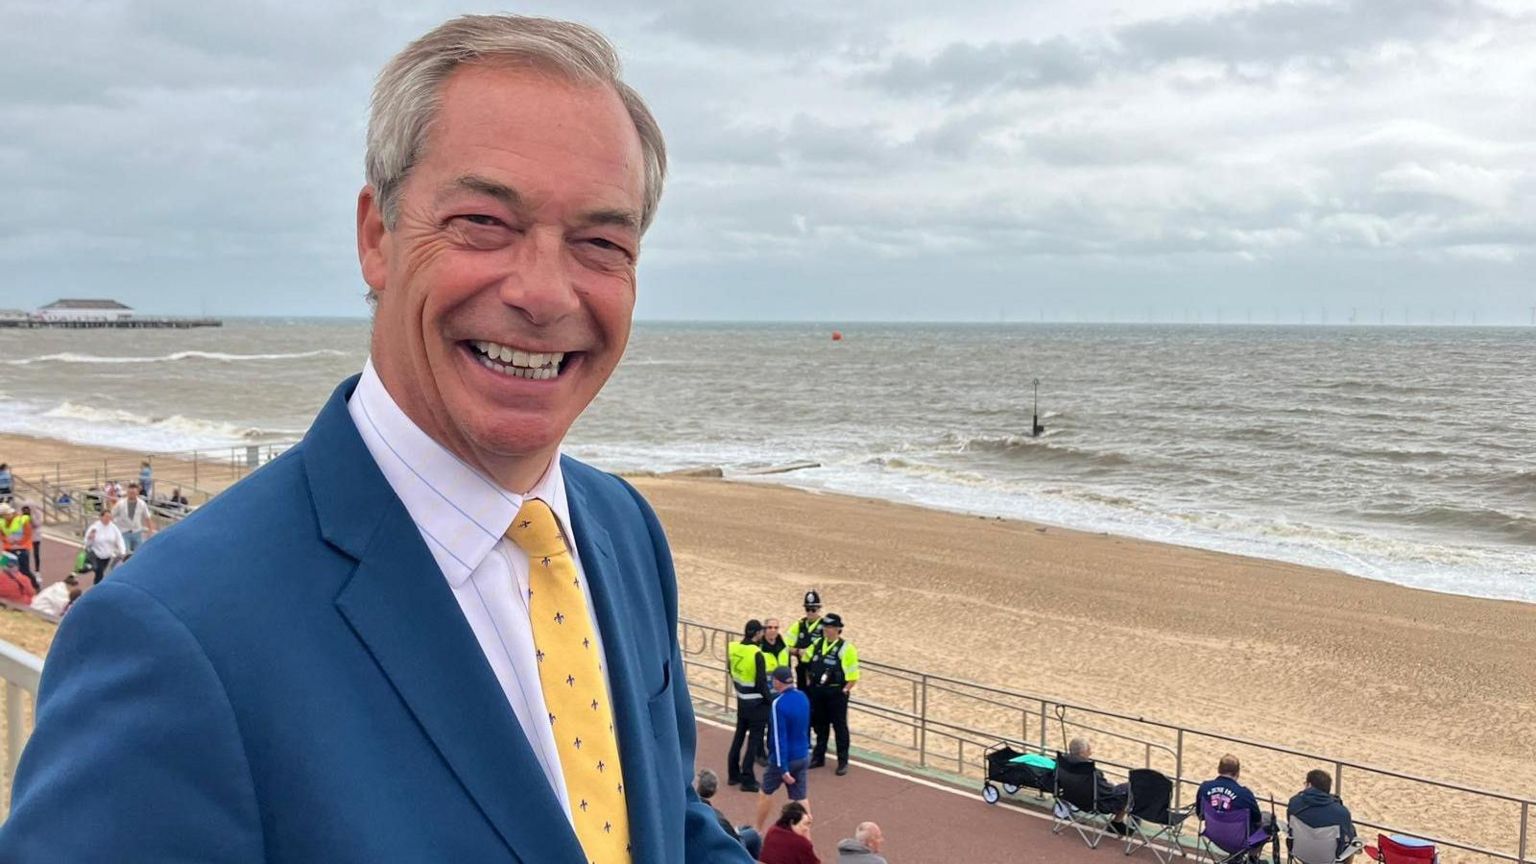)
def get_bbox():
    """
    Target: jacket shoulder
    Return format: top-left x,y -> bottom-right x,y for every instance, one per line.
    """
100,443 -> 346,622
